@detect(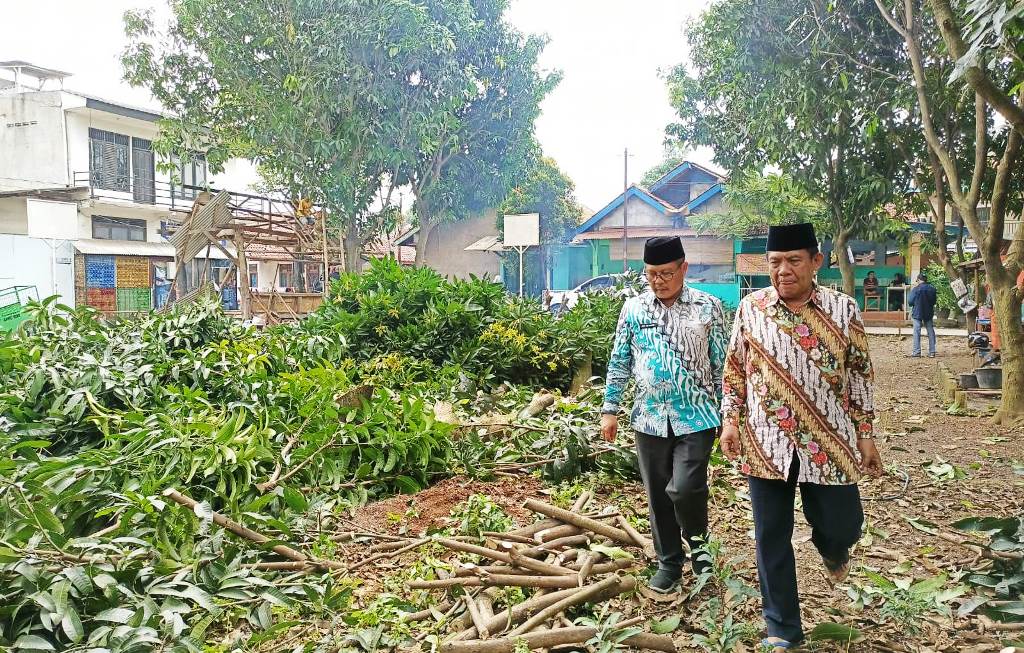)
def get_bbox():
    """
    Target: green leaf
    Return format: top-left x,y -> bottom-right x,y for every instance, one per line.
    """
94,607 -> 135,624
62,567 -> 92,595
282,486 -> 308,512
807,622 -> 864,643
13,635 -> 55,651
62,607 -> 85,643
650,615 -> 680,634
905,516 -> 939,534
910,575 -> 947,596
394,475 -> 422,494
590,544 -> 634,561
